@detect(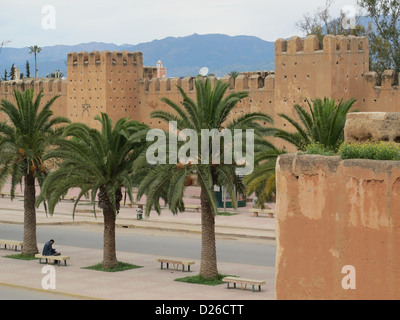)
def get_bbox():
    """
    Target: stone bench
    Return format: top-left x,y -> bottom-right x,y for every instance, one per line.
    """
156,258 -> 195,272
185,204 -> 201,212
222,277 -> 266,292
0,192 -> 19,198
35,254 -> 70,266
0,239 -> 23,251
249,208 -> 274,218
